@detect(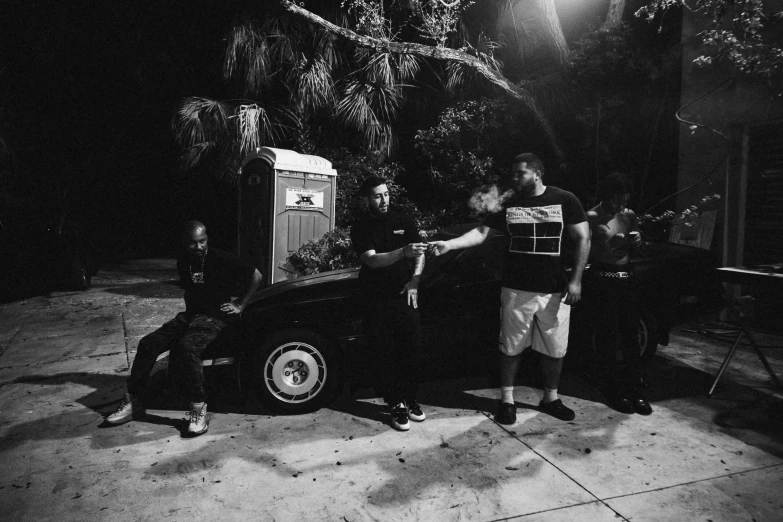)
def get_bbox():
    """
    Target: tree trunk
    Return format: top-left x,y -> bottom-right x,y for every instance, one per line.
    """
603,0 -> 626,28
280,0 -> 565,161
496,0 -> 569,69
536,0 -> 569,66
